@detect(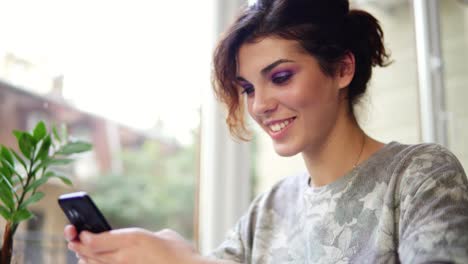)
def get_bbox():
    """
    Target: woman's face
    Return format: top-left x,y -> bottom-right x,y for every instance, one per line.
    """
237,36 -> 352,156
